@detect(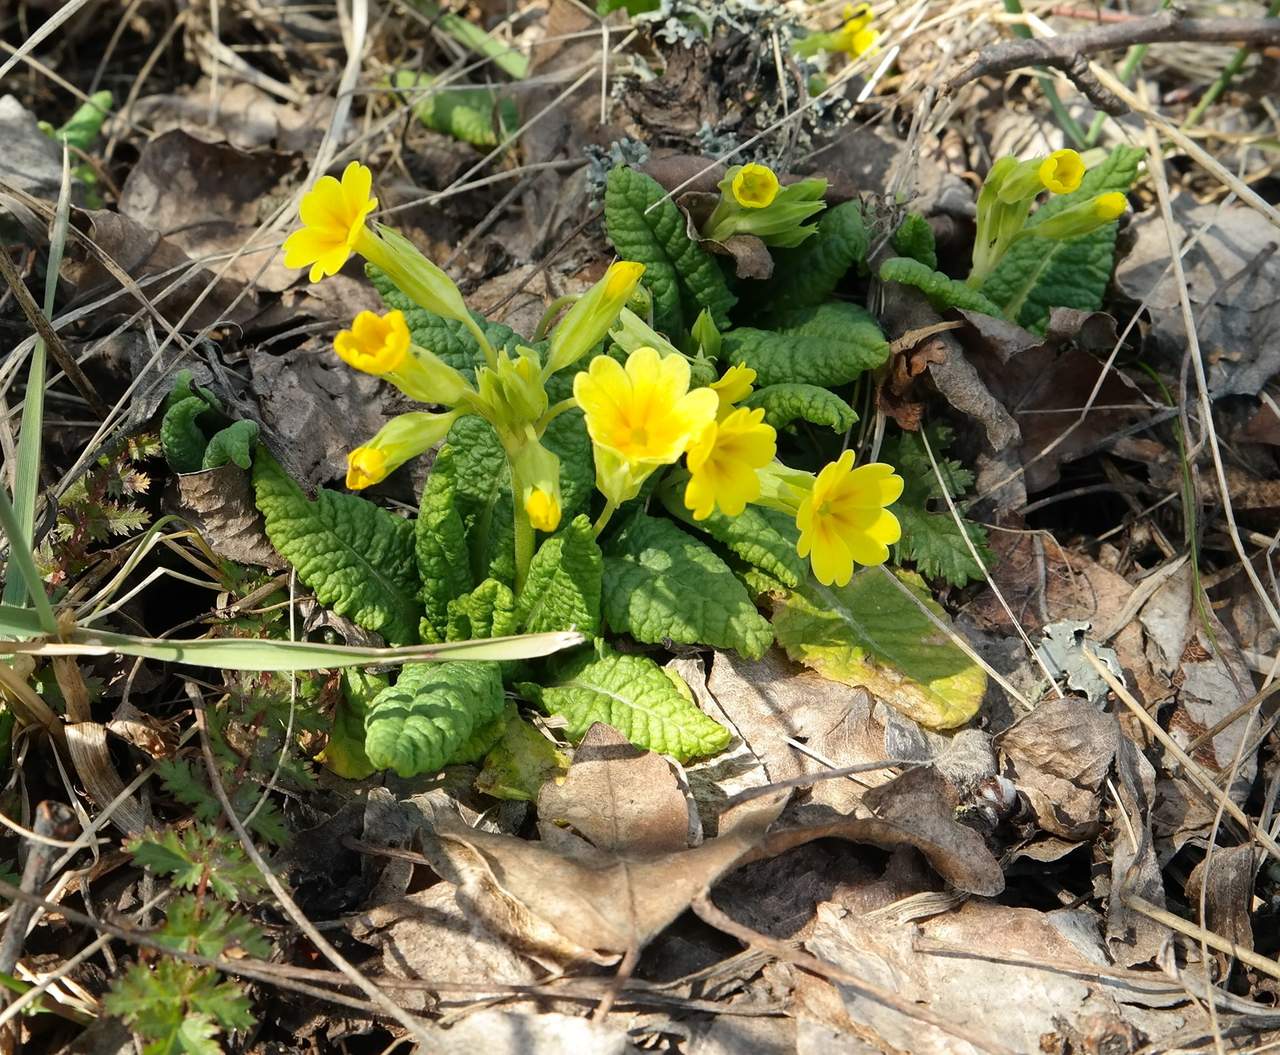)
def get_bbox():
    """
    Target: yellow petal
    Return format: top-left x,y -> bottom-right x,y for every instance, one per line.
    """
831,461 -> 904,509
1038,149 -> 1085,195
299,175 -> 347,230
